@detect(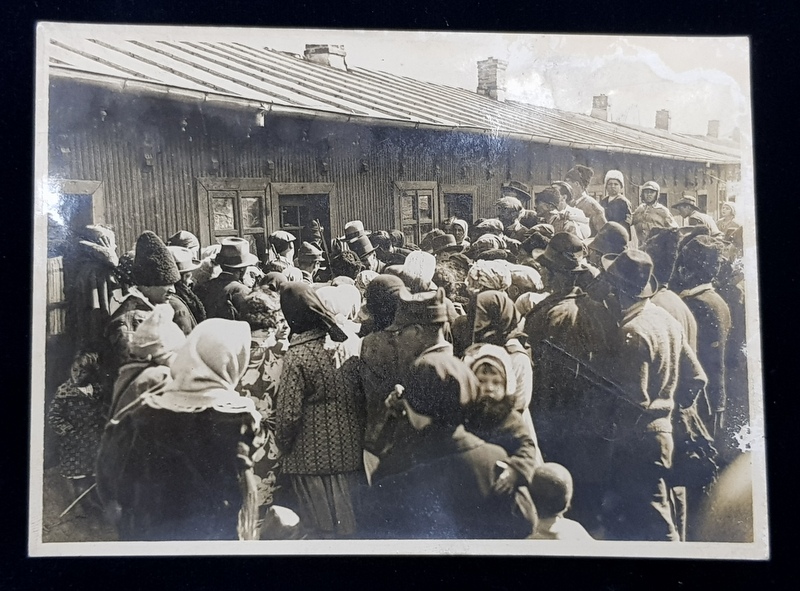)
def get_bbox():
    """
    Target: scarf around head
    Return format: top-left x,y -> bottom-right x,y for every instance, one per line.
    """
462,343 -> 515,401
472,290 -> 524,346
280,282 -> 348,342
147,318 -> 257,416
466,259 -> 513,292
364,274 -> 407,331
317,283 -> 362,321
